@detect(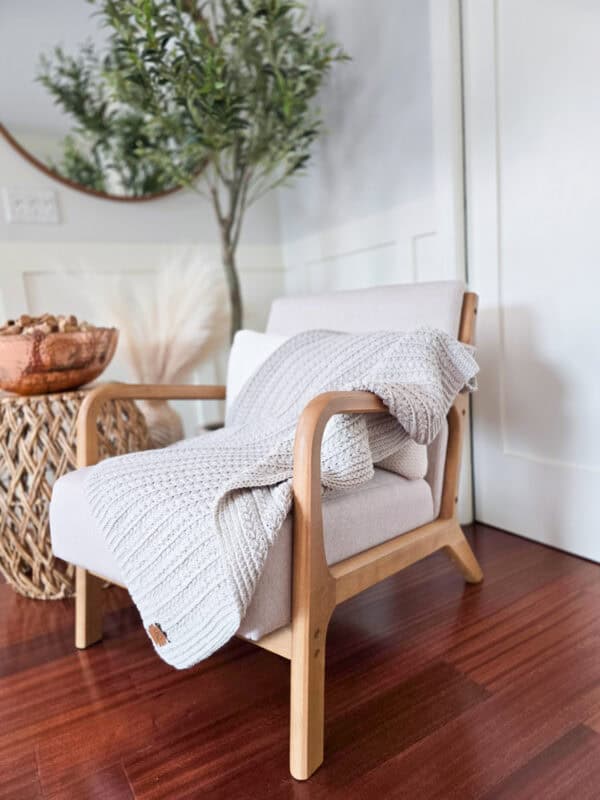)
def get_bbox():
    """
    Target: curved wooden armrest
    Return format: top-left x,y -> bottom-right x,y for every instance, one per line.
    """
292,390 -> 387,493
77,381 -> 226,468
289,389 -> 391,776
291,391 -> 389,612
